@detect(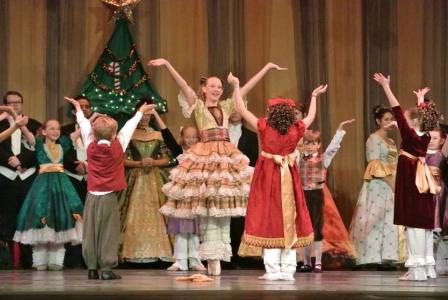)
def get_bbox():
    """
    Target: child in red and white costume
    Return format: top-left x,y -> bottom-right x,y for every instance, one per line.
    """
230,72 -> 327,281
